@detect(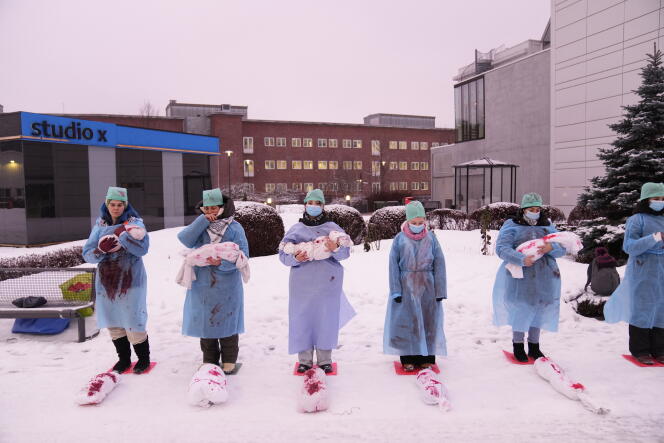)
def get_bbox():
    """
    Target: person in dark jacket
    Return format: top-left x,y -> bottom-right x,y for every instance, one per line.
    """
584,247 -> 620,296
